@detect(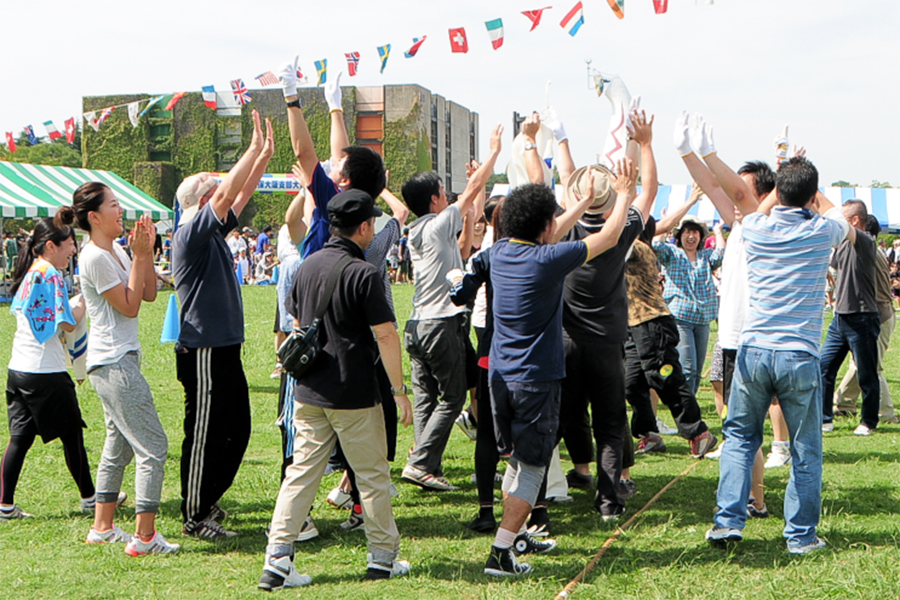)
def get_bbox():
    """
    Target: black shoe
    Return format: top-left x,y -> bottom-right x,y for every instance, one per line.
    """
566,469 -> 594,490
617,478 -> 637,500
466,512 -> 496,533
596,503 -> 626,523
484,545 -> 532,577
513,531 -> 557,556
